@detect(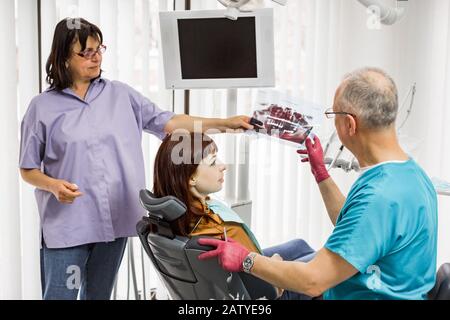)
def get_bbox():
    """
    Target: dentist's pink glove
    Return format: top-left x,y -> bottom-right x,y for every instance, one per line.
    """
197,238 -> 250,273
297,136 -> 330,184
